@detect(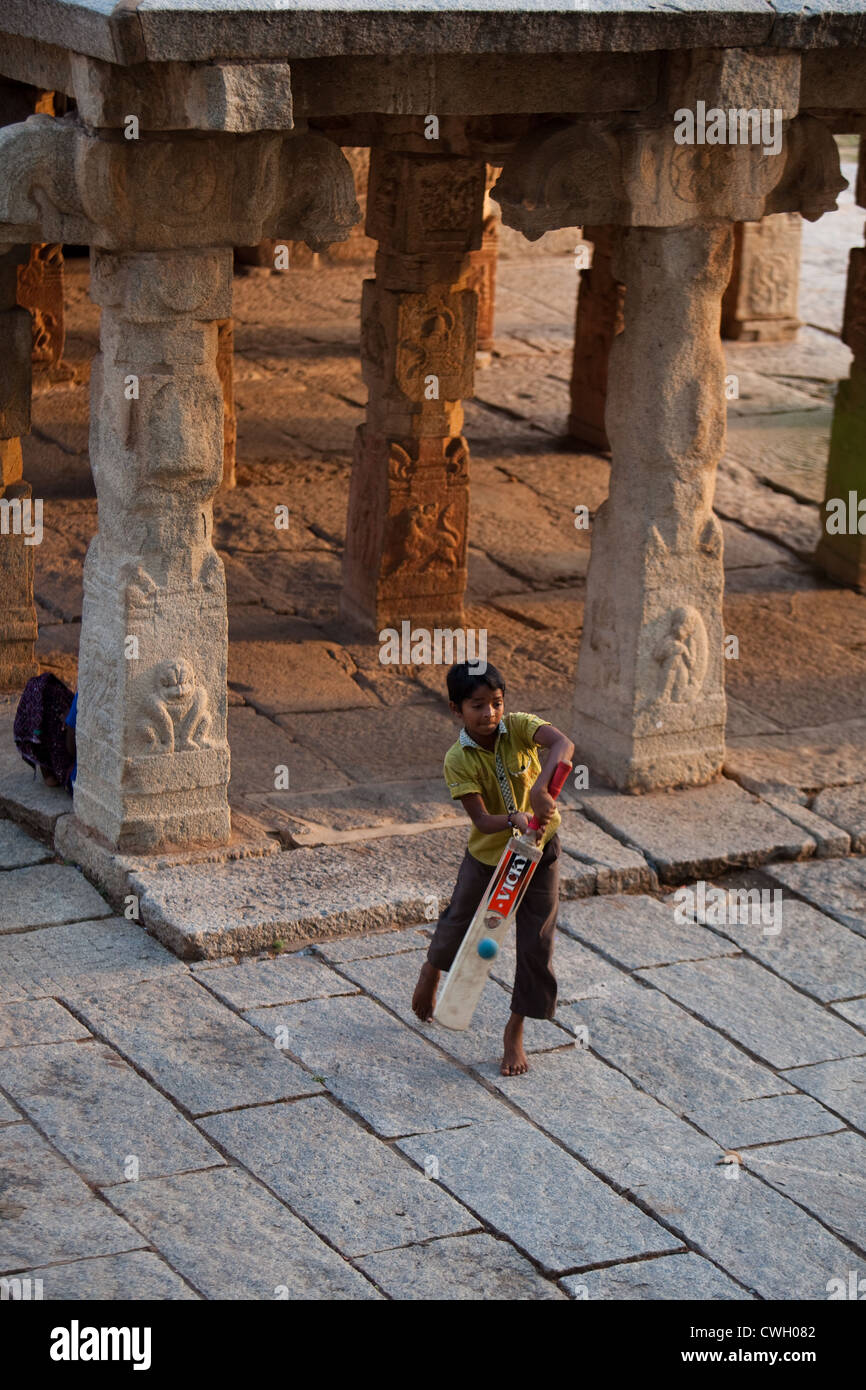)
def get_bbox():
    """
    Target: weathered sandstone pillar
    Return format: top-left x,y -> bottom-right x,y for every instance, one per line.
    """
575,224 -> 732,788
0,246 -> 38,691
216,318 -> 237,490
721,212 -> 802,342
18,242 -> 66,369
568,226 -> 625,451
816,140 -> 866,592
494,55 -> 845,788
341,145 -> 486,630
74,248 -> 233,850
0,101 -> 359,849
0,79 -> 38,690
